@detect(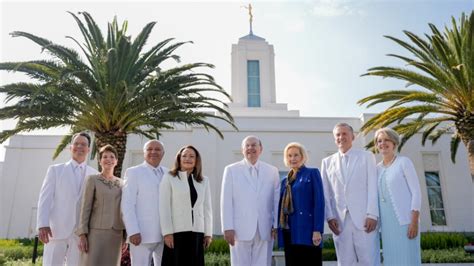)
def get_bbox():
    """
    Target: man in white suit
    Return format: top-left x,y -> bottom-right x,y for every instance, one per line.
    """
121,139 -> 168,266
321,123 -> 380,266
37,132 -> 98,266
220,135 -> 280,266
